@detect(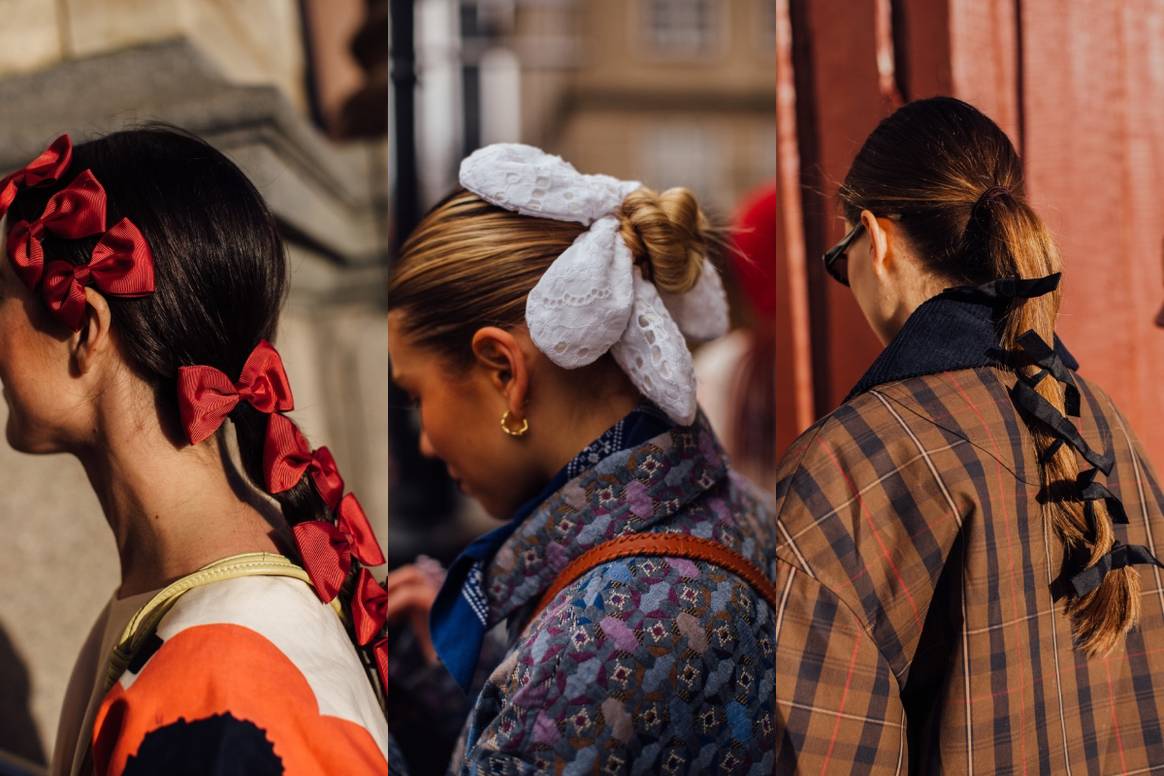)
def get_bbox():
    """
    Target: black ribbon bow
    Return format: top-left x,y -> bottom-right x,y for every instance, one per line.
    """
1069,542 -> 1164,597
